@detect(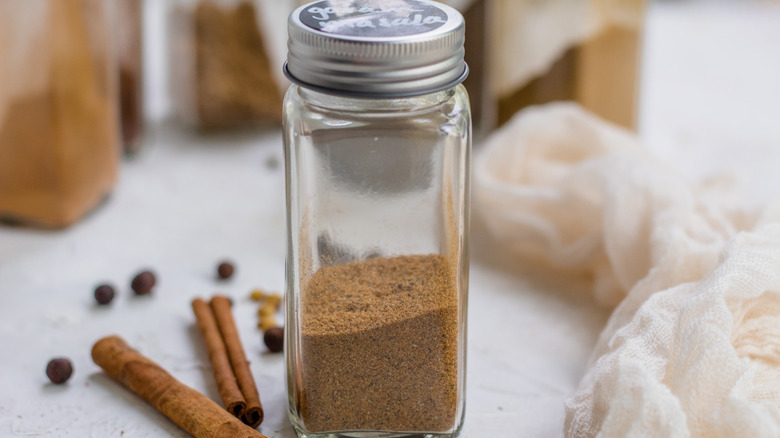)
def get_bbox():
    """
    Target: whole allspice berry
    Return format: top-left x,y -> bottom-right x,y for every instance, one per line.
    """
131,270 -> 156,295
264,326 -> 284,353
217,261 -> 235,280
94,284 -> 116,305
46,358 -> 73,384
